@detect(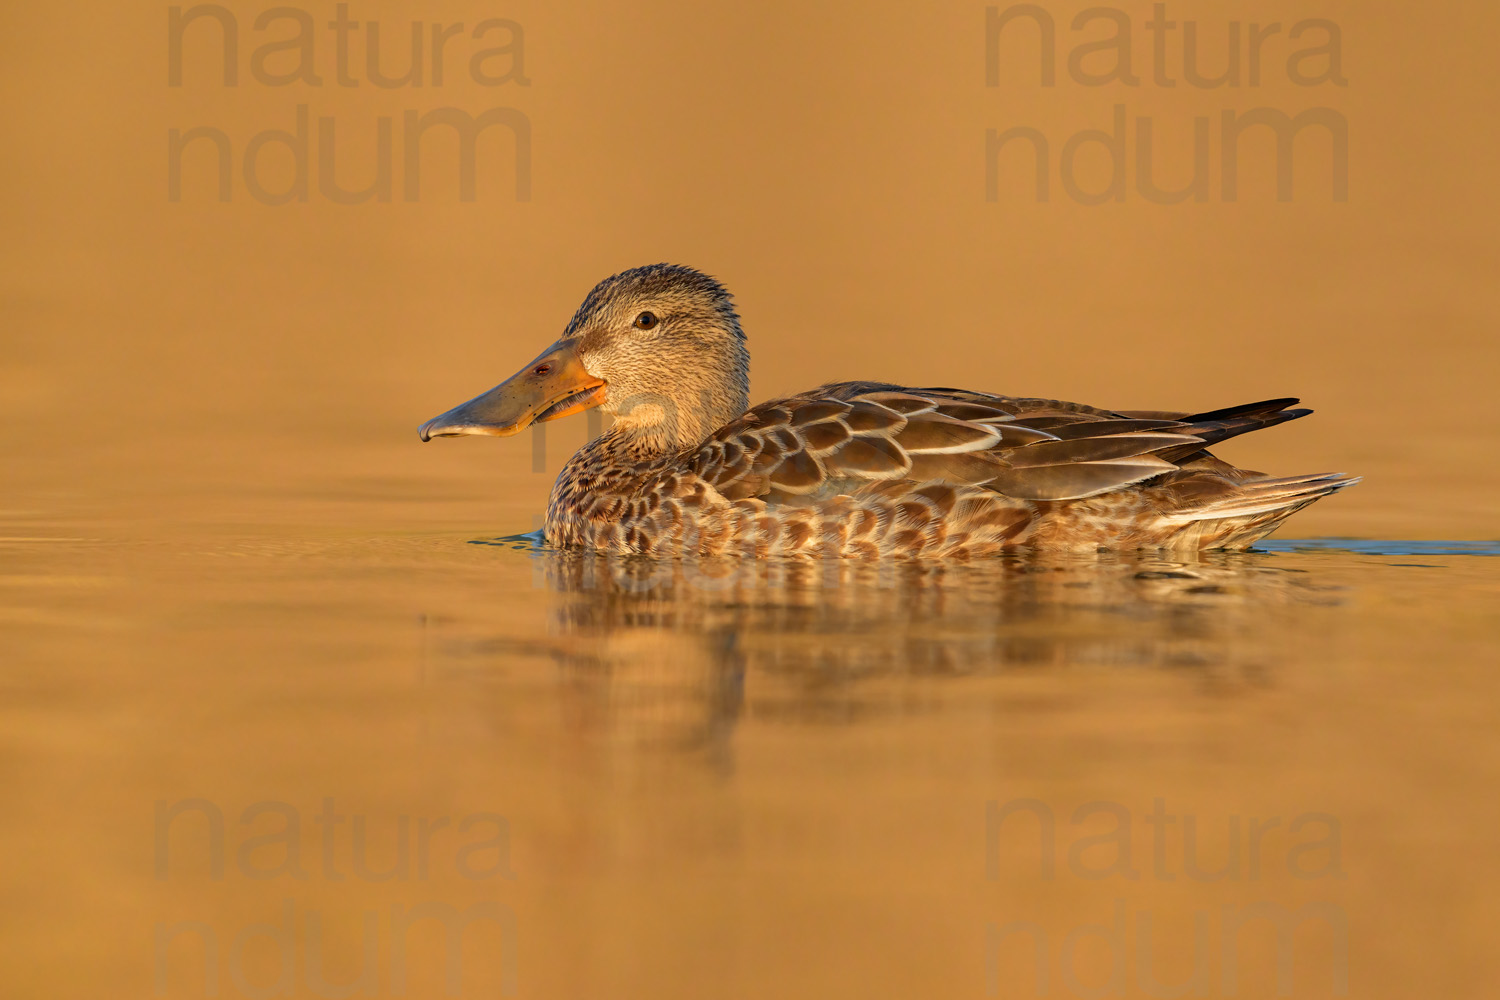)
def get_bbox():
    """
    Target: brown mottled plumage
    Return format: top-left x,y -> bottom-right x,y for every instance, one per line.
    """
420,265 -> 1359,556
